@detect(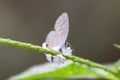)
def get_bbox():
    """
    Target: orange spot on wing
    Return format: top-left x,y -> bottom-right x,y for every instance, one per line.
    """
46,42 -> 51,49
